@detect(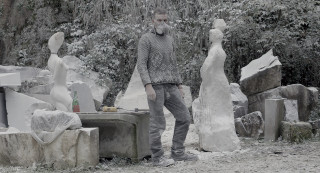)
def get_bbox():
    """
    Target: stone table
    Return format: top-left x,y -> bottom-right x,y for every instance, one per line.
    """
77,111 -> 151,162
